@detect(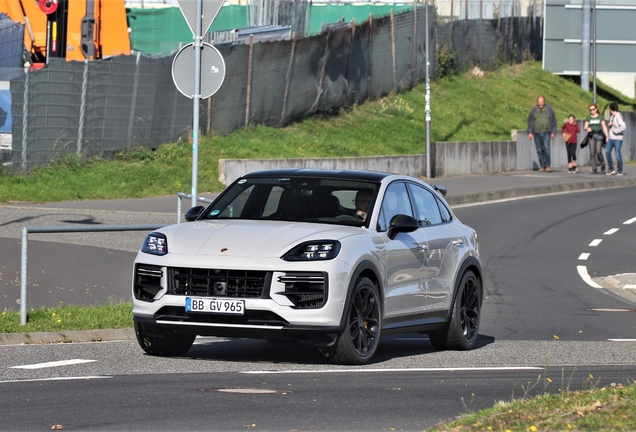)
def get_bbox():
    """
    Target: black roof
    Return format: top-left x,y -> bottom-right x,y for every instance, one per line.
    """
241,168 -> 392,182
